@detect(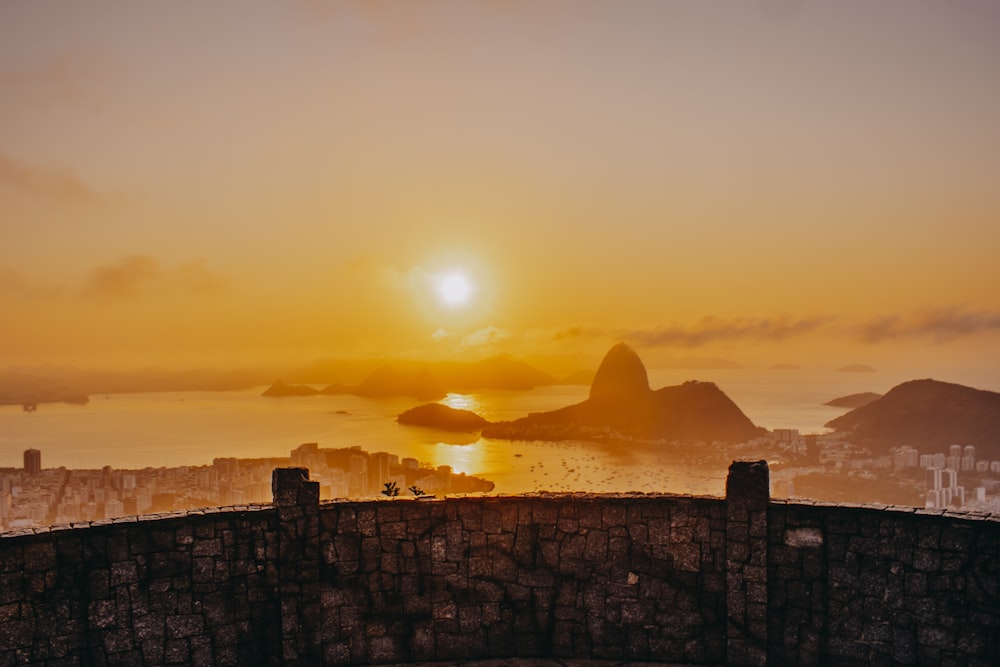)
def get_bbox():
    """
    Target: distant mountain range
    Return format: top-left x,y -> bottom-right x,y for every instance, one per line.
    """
837,364 -> 876,373
0,355 -> 584,407
0,366 -> 267,407
825,379 -> 1000,458
480,343 -> 764,443
263,355 -> 571,401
